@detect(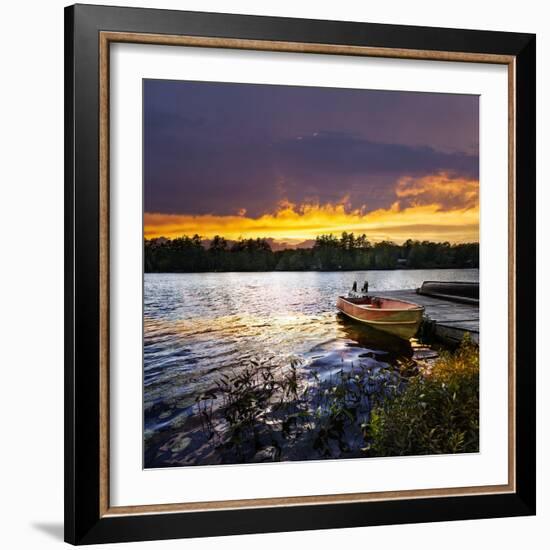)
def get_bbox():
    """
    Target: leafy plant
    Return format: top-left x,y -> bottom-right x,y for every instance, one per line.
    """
193,337 -> 479,463
365,335 -> 479,456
